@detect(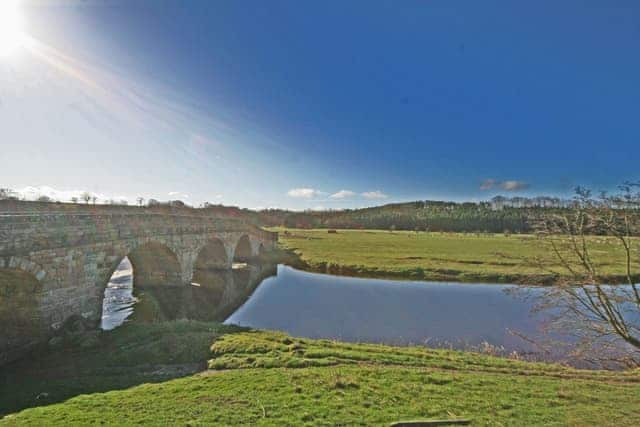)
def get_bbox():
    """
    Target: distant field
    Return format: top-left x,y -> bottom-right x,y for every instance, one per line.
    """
3,327 -> 640,426
274,228 -> 635,284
